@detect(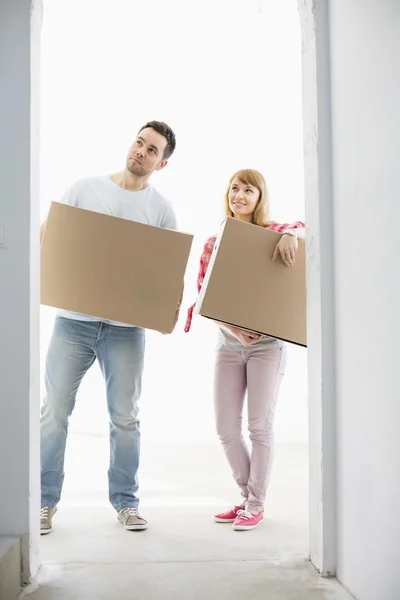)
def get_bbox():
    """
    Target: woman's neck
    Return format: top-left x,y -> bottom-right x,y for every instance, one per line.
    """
233,214 -> 254,224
